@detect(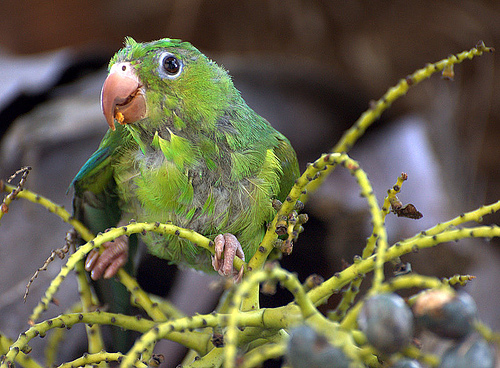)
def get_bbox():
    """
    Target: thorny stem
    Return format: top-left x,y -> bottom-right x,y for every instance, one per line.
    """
56,352 -> 125,368
1,181 -> 94,241
239,343 -> 286,368
0,333 -> 42,368
2,311 -> 210,367
304,41 -> 494,197
28,222 -> 214,322
309,222 -> 500,310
